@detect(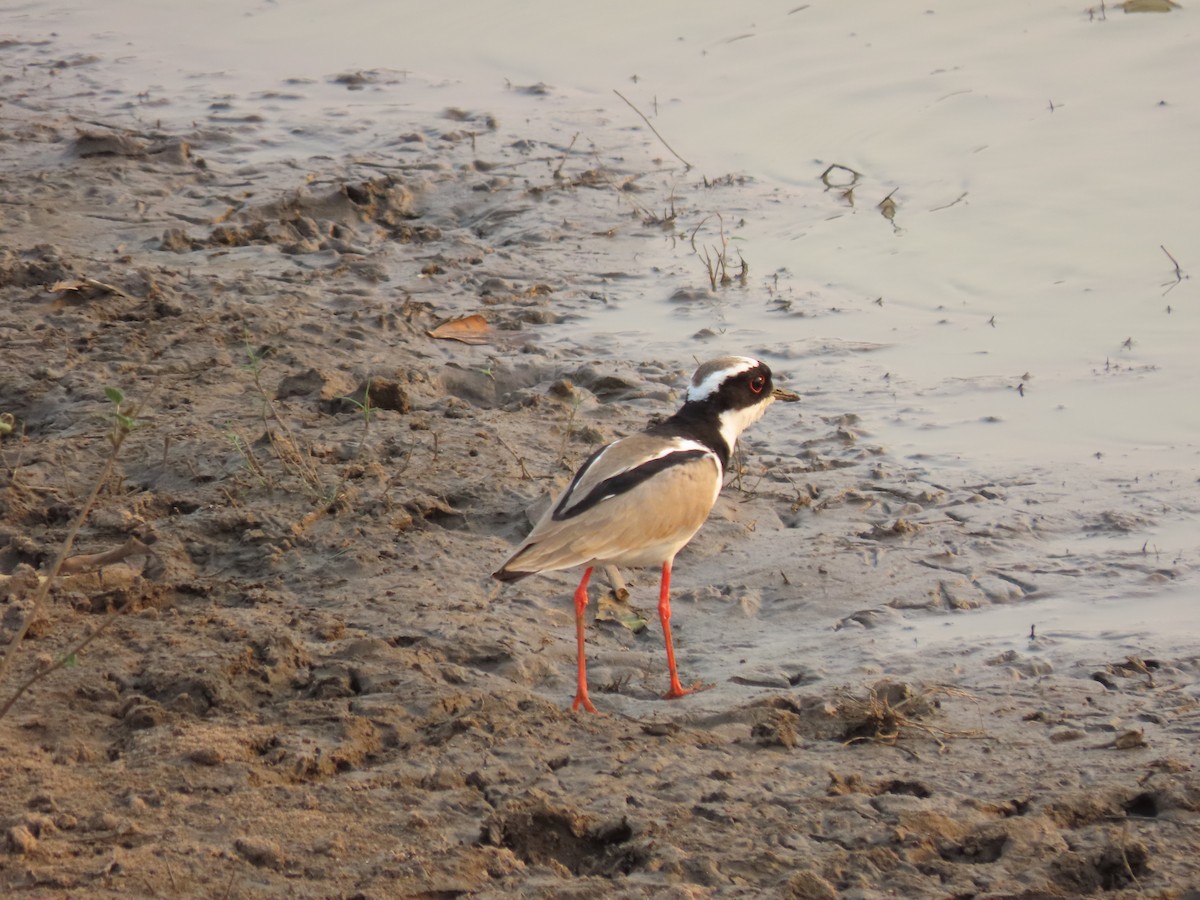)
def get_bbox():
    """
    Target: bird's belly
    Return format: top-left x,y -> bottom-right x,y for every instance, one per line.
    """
591,534 -> 696,569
